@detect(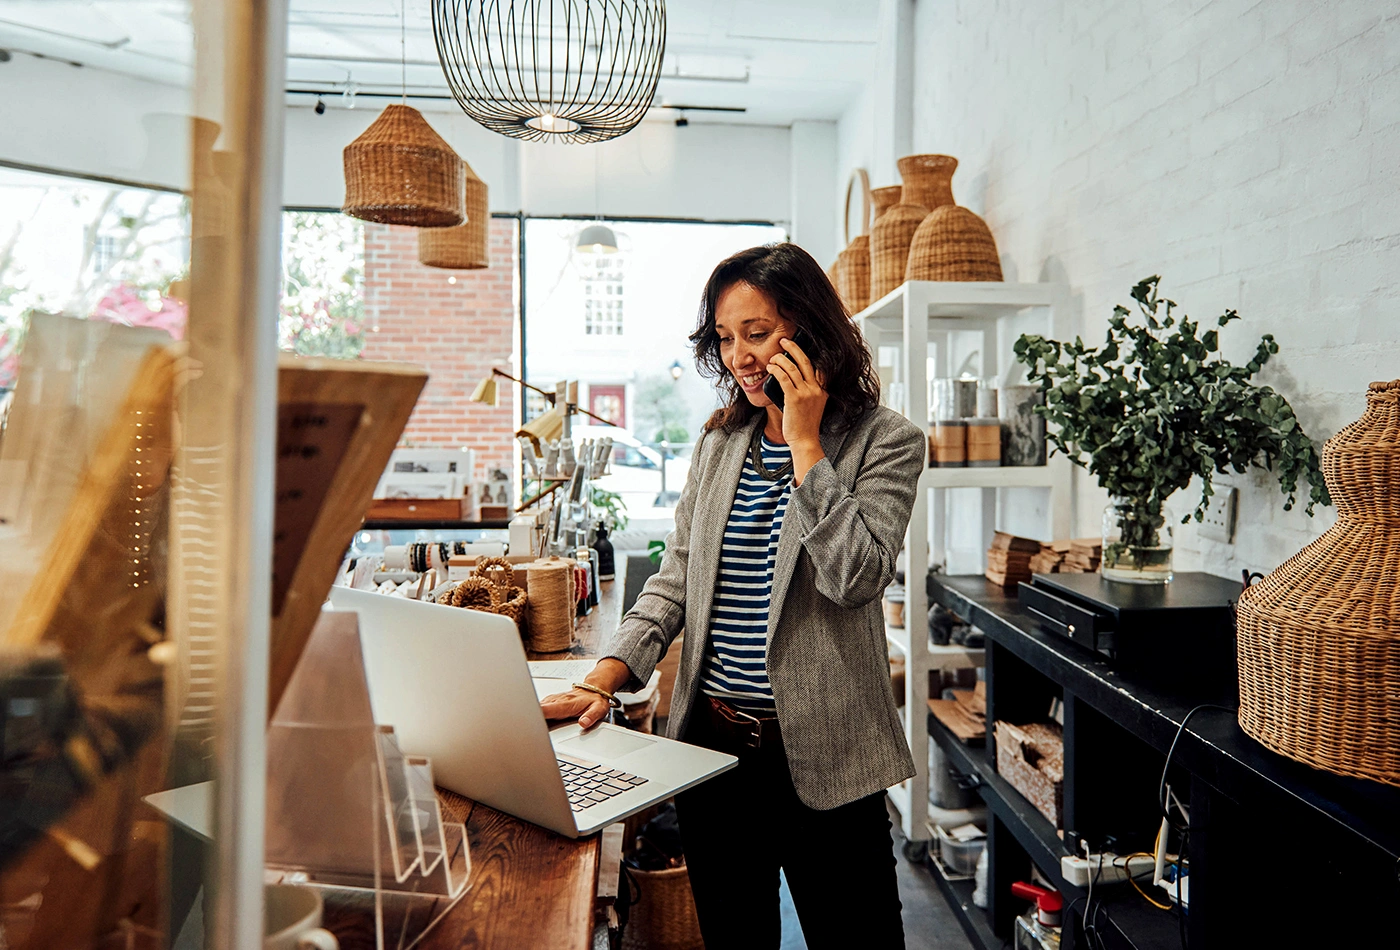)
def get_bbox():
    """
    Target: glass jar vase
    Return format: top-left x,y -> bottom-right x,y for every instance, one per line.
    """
1101,498 -> 1174,584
